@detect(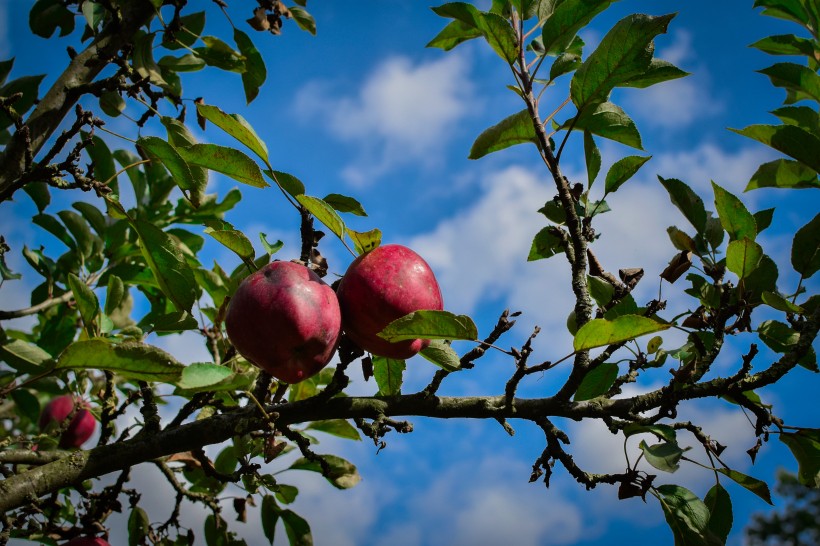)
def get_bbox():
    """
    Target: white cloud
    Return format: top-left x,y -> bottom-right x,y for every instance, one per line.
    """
378,453 -> 585,546
295,53 -> 476,186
